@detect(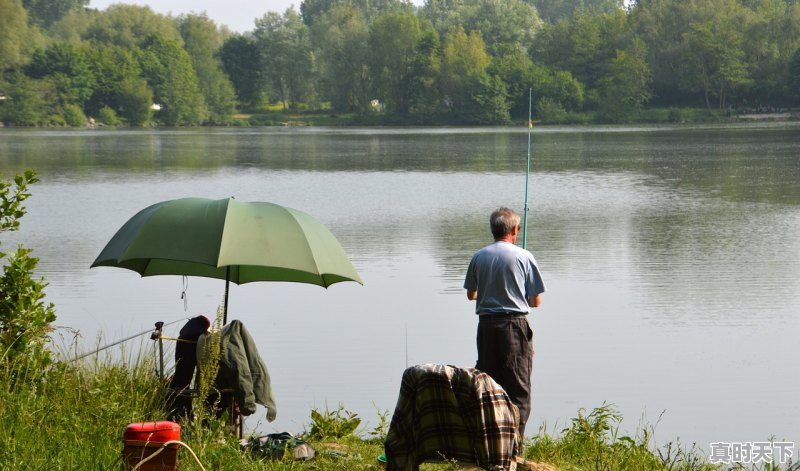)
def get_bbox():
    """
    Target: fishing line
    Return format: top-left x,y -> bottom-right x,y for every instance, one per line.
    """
68,316 -> 190,363
523,88 -> 533,250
